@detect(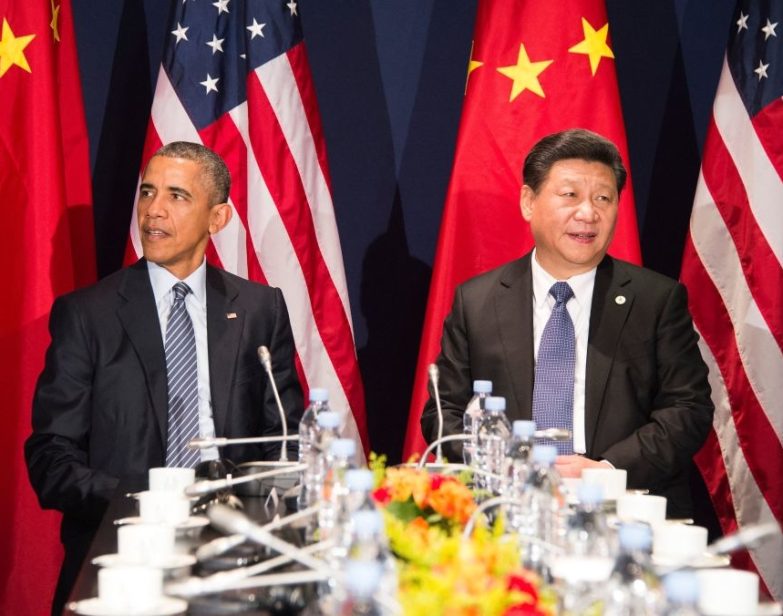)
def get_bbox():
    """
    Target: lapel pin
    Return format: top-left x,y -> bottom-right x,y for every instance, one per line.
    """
615,295 -> 626,305
226,312 -> 237,319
